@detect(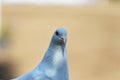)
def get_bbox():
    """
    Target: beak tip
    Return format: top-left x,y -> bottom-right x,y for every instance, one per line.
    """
61,37 -> 66,43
